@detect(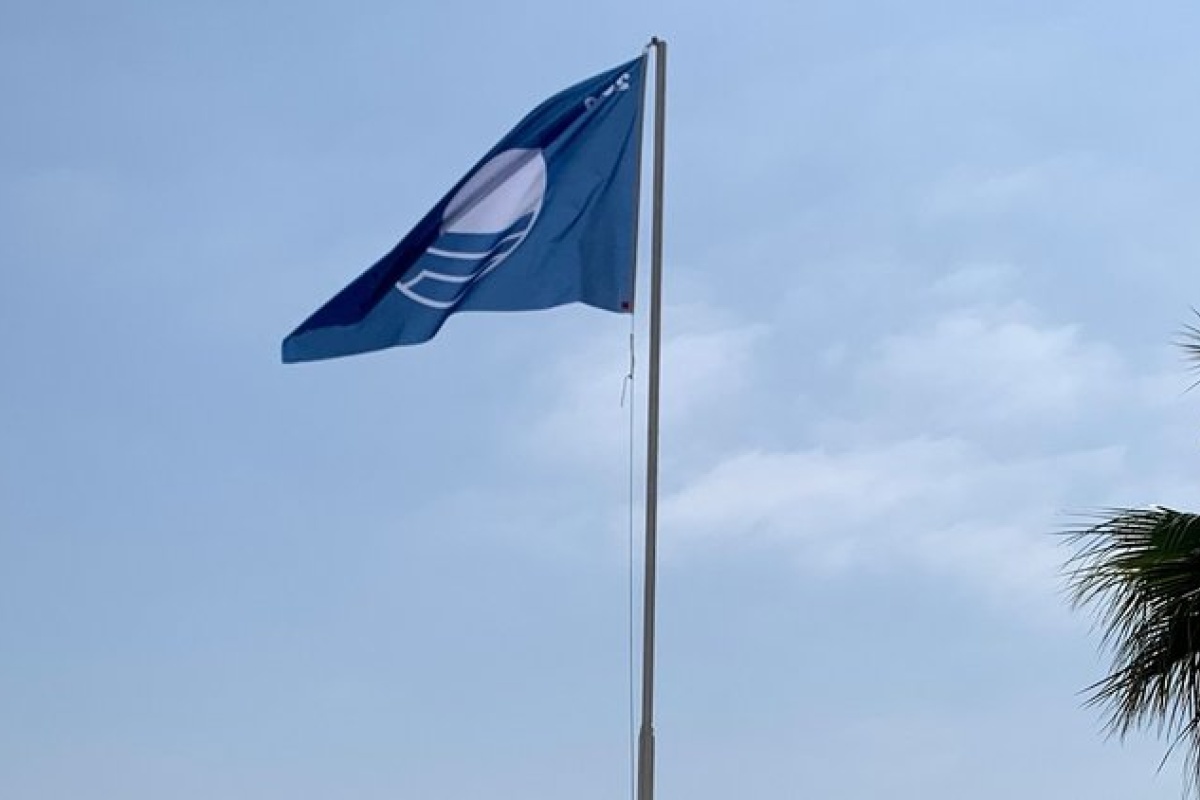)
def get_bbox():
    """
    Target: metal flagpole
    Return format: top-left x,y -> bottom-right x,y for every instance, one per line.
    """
637,35 -> 667,800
